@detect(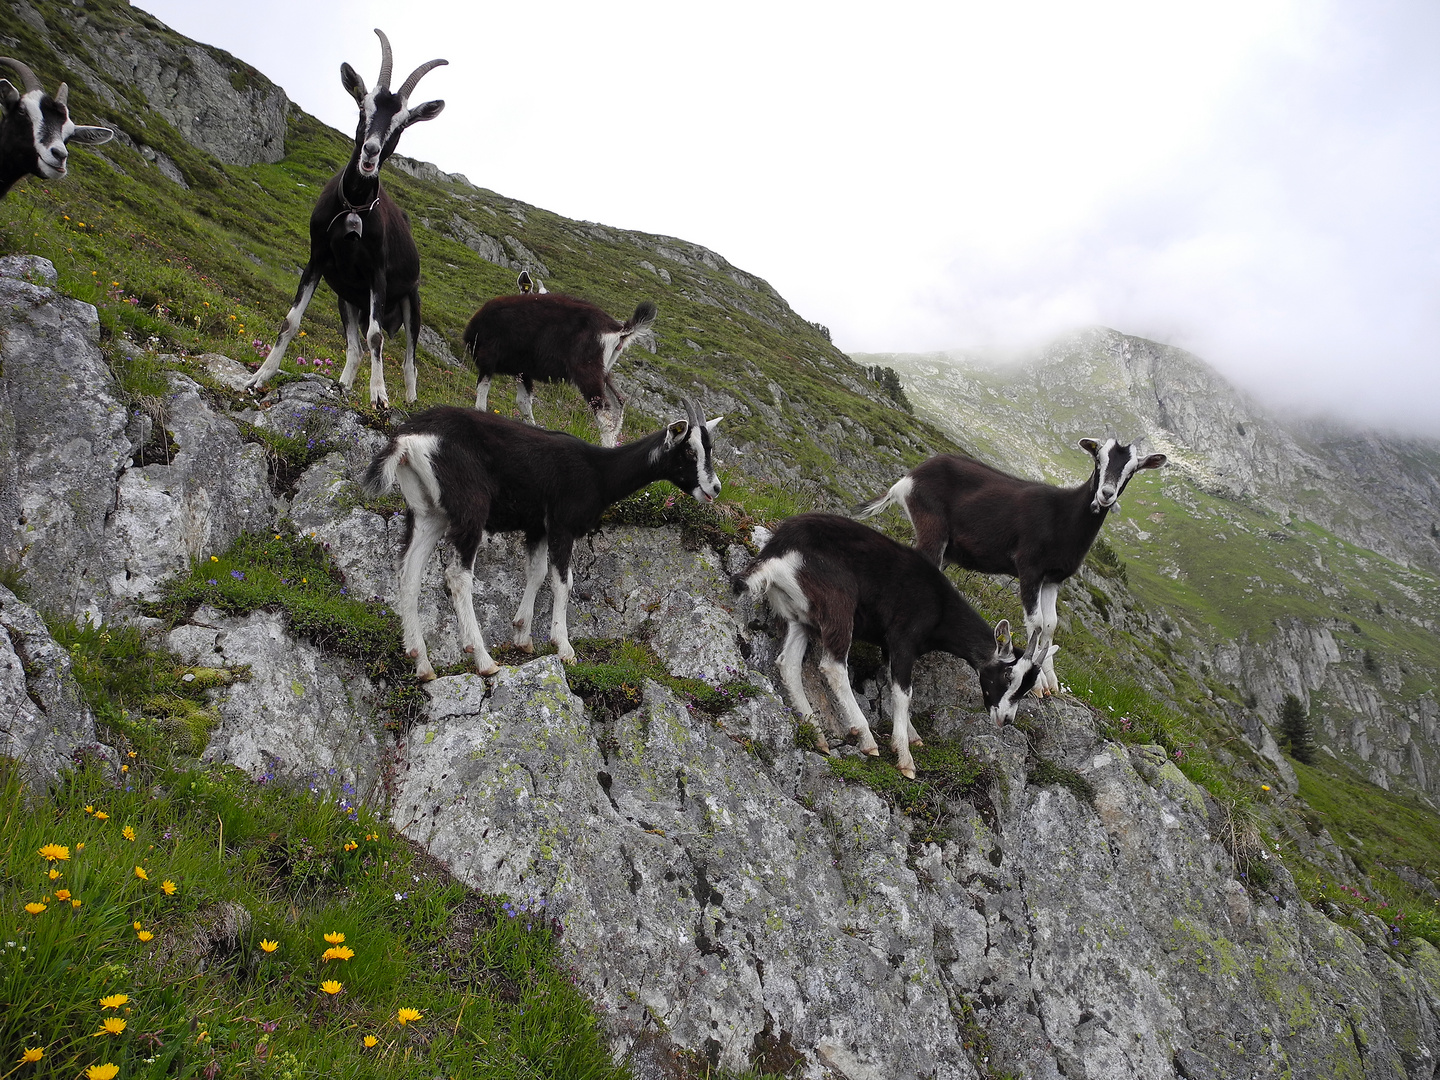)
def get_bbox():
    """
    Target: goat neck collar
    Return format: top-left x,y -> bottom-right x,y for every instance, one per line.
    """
338,162 -> 381,214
